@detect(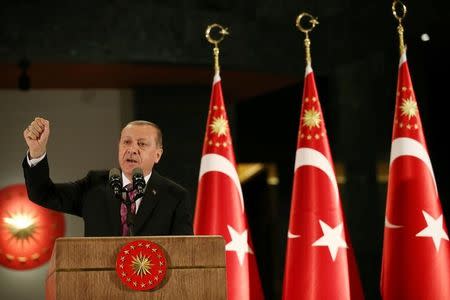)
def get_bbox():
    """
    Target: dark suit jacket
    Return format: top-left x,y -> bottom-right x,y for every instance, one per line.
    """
22,156 -> 193,236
